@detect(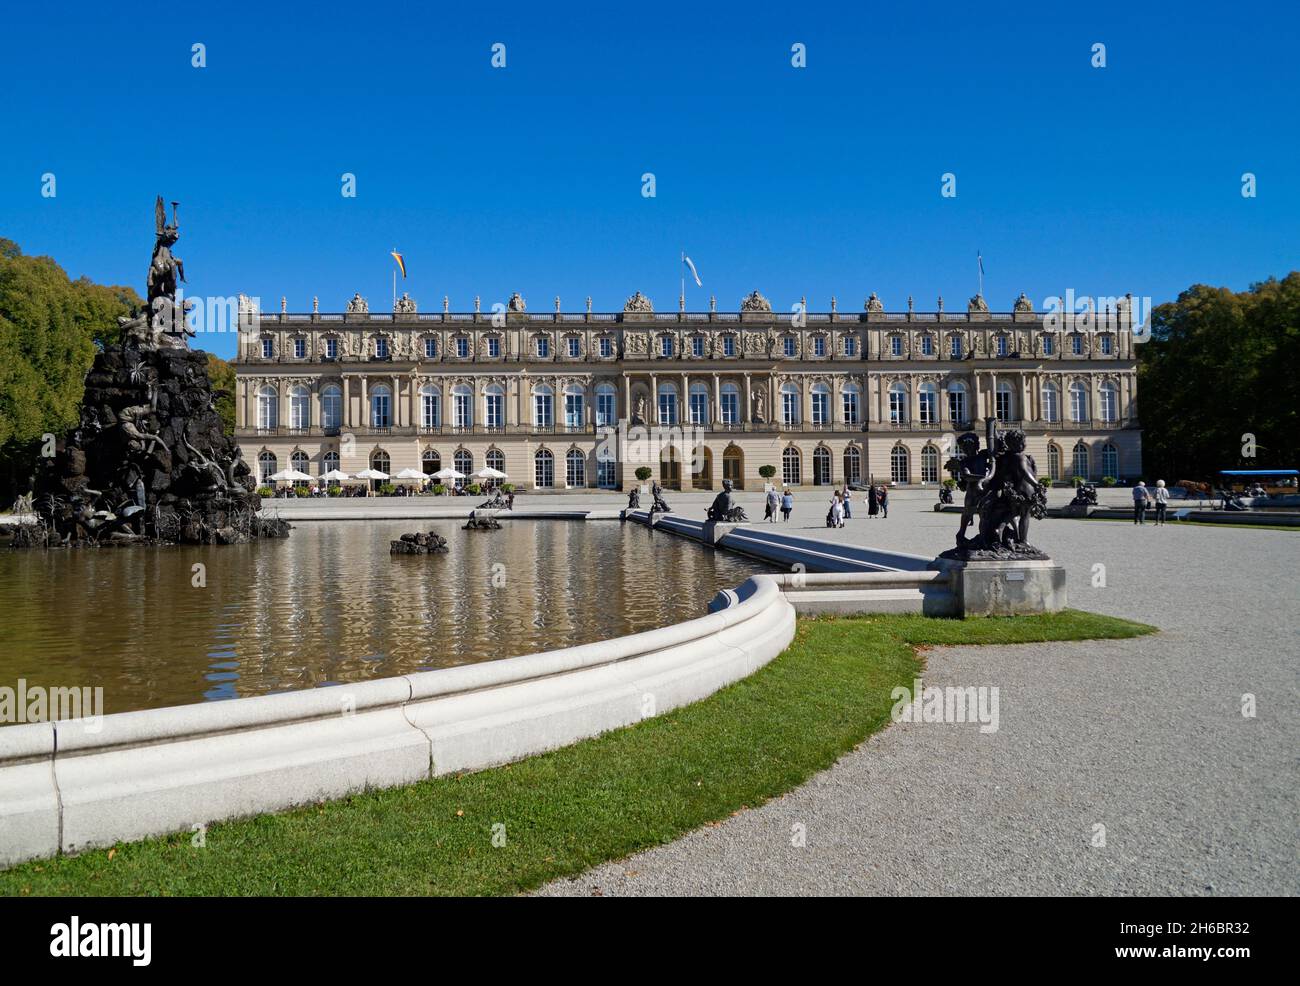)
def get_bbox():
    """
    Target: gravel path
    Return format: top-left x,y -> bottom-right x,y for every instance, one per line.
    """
537,507 -> 1299,896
